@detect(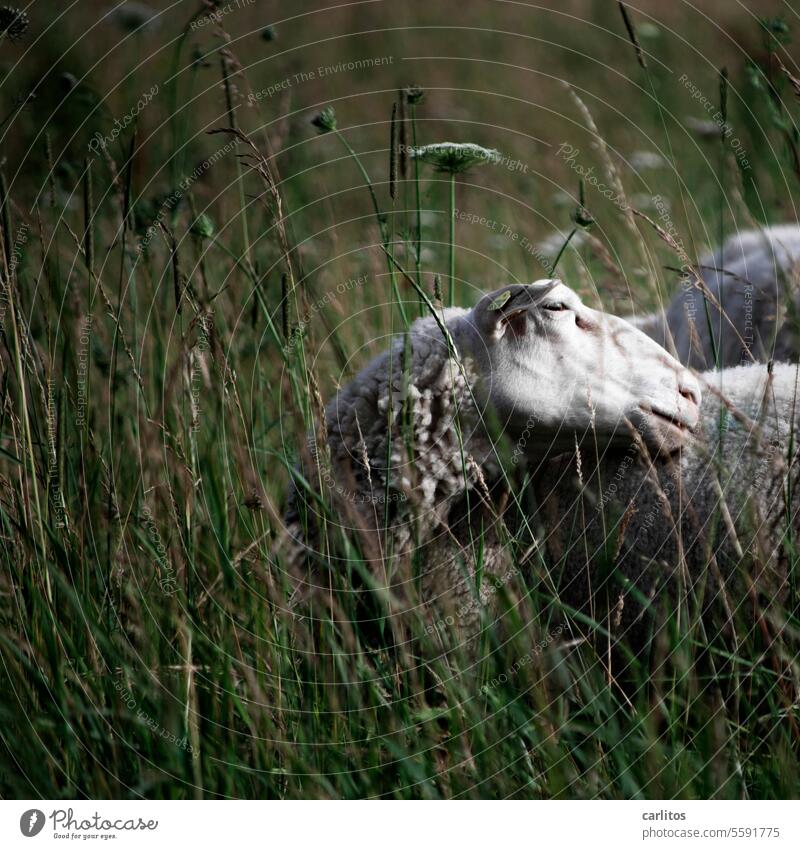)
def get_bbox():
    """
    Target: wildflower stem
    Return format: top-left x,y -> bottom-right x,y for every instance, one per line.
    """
551,227 -> 577,273
412,141 -> 500,304
448,170 -> 456,305
331,126 -> 409,327
411,103 -> 423,293
333,129 -> 386,243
